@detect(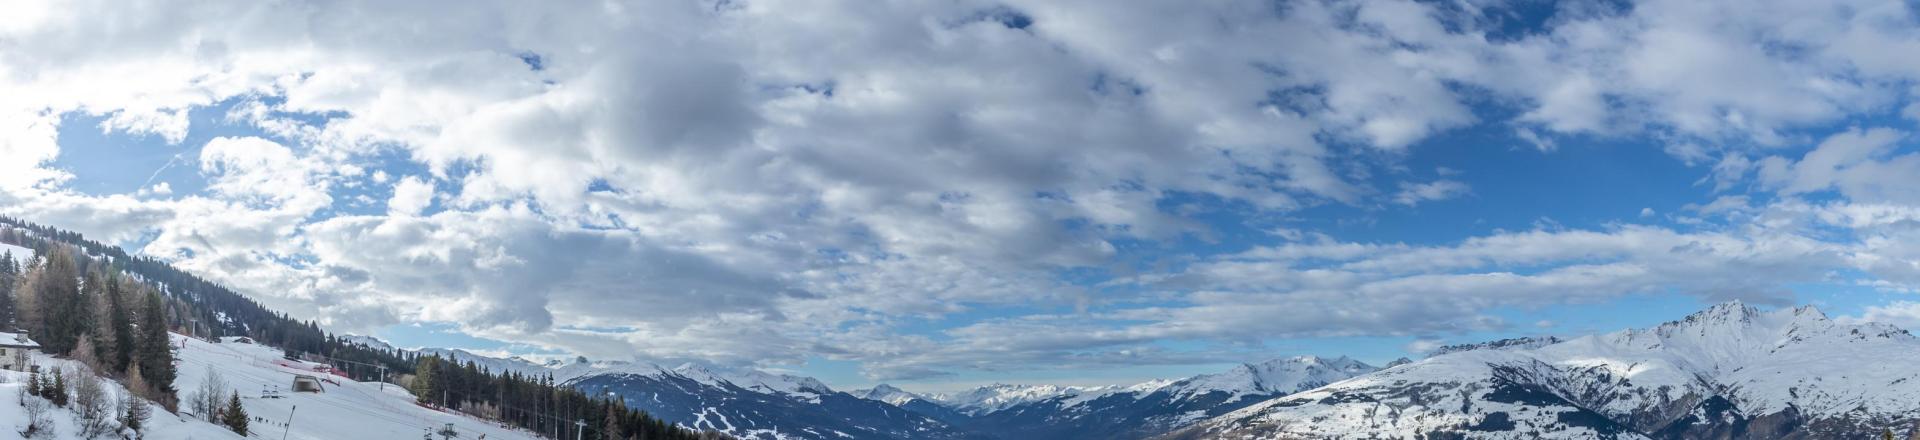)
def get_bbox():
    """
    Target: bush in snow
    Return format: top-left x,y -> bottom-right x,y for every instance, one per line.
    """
71,367 -> 116,438
17,378 -> 55,438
